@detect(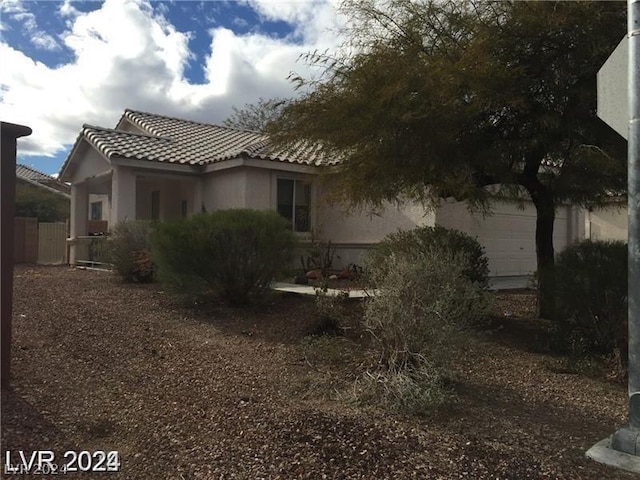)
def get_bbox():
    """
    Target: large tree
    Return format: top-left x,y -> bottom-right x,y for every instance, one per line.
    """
271,0 -> 627,318
15,183 -> 69,223
223,97 -> 290,132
